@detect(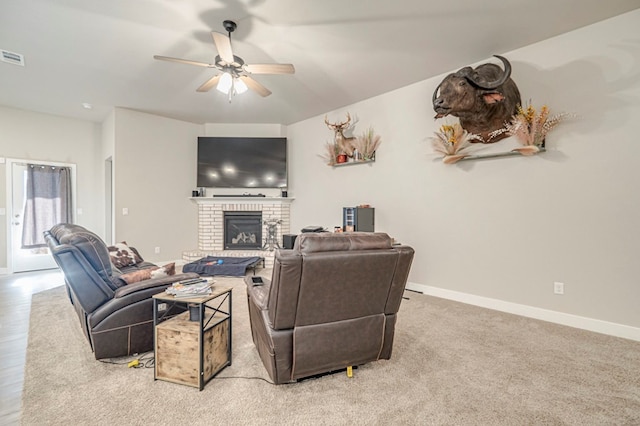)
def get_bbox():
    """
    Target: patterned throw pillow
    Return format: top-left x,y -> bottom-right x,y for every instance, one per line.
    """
151,262 -> 175,278
108,241 -> 143,269
119,263 -> 176,285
